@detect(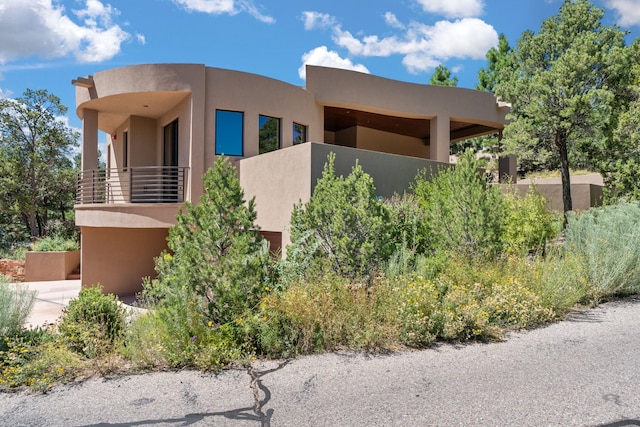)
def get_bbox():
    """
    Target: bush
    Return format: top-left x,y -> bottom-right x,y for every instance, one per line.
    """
252,276 -> 397,357
0,328 -> 81,391
287,153 -> 393,283
30,235 -> 79,252
58,286 -> 125,358
413,151 -> 504,259
146,156 -> 270,329
502,185 -> 561,255
0,277 -> 35,338
564,200 -> 640,299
